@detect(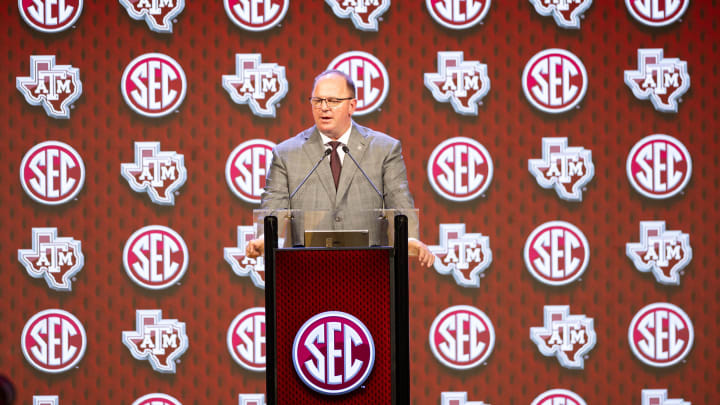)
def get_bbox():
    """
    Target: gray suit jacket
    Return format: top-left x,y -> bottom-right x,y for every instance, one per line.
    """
261,122 -> 415,245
